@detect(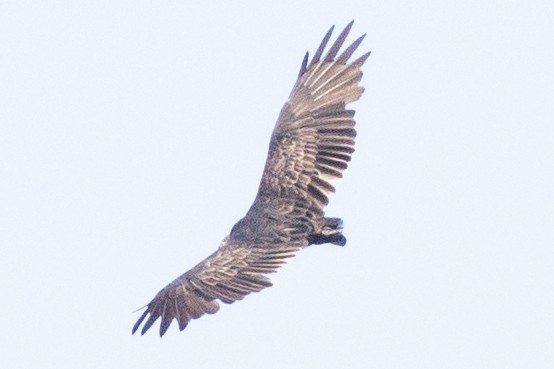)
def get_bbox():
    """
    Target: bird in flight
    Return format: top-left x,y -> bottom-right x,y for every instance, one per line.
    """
132,21 -> 370,337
